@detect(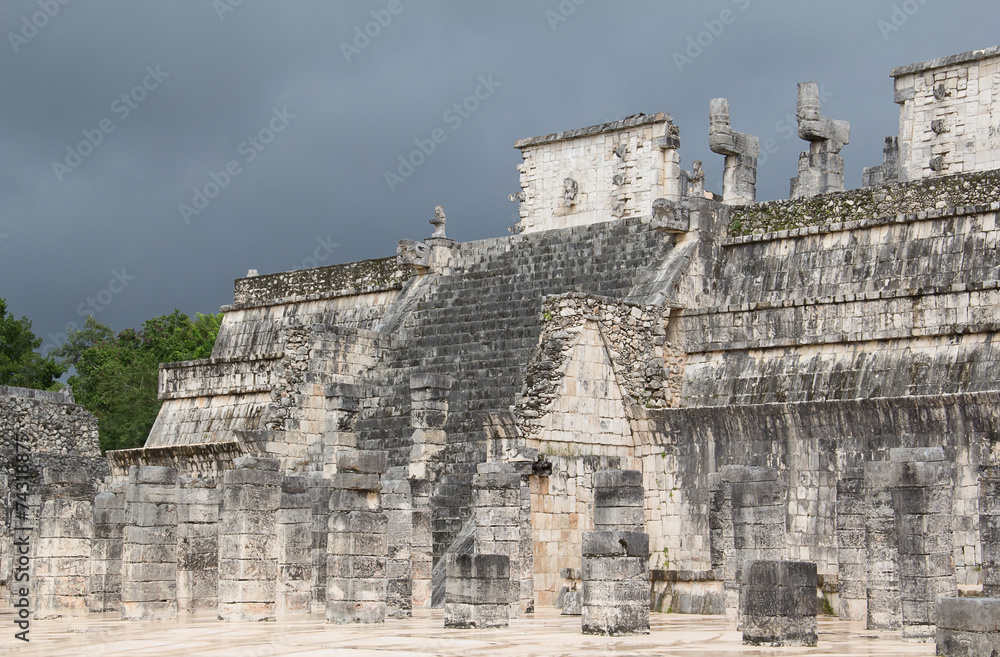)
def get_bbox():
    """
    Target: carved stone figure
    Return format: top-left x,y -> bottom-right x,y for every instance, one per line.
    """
430,205 -> 447,239
396,239 -> 430,270
709,98 -> 759,205
562,177 -> 579,207
790,81 -> 851,198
